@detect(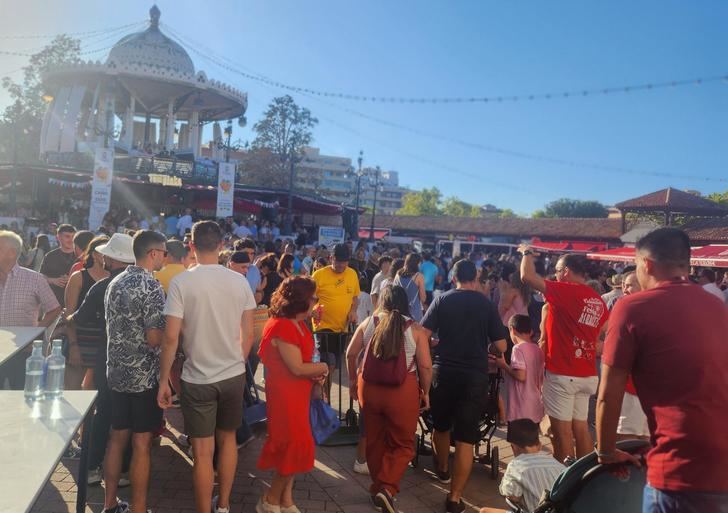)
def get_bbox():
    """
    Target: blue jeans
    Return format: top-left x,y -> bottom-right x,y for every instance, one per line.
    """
643,484 -> 728,513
